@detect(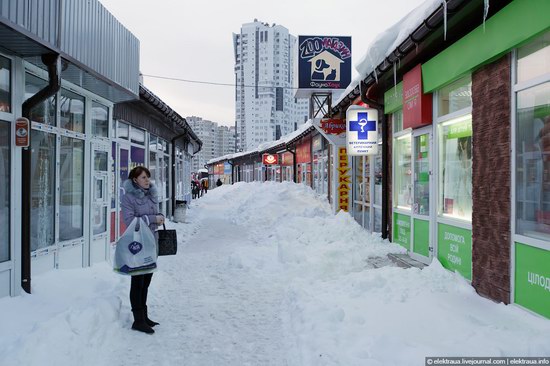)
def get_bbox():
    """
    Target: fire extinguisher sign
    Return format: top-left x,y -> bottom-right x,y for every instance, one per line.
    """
15,117 -> 30,147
